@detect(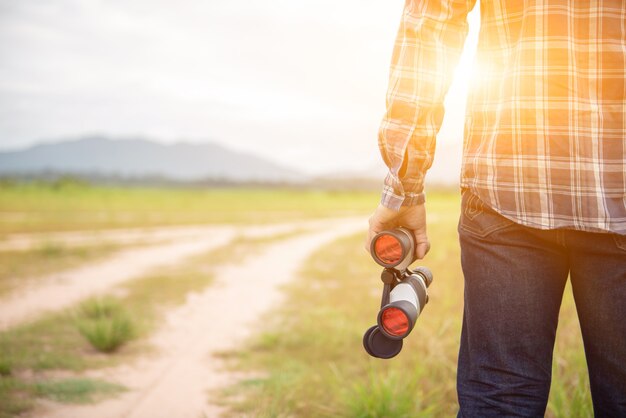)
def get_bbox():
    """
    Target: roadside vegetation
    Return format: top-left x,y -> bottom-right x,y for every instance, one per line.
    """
219,194 -> 592,417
